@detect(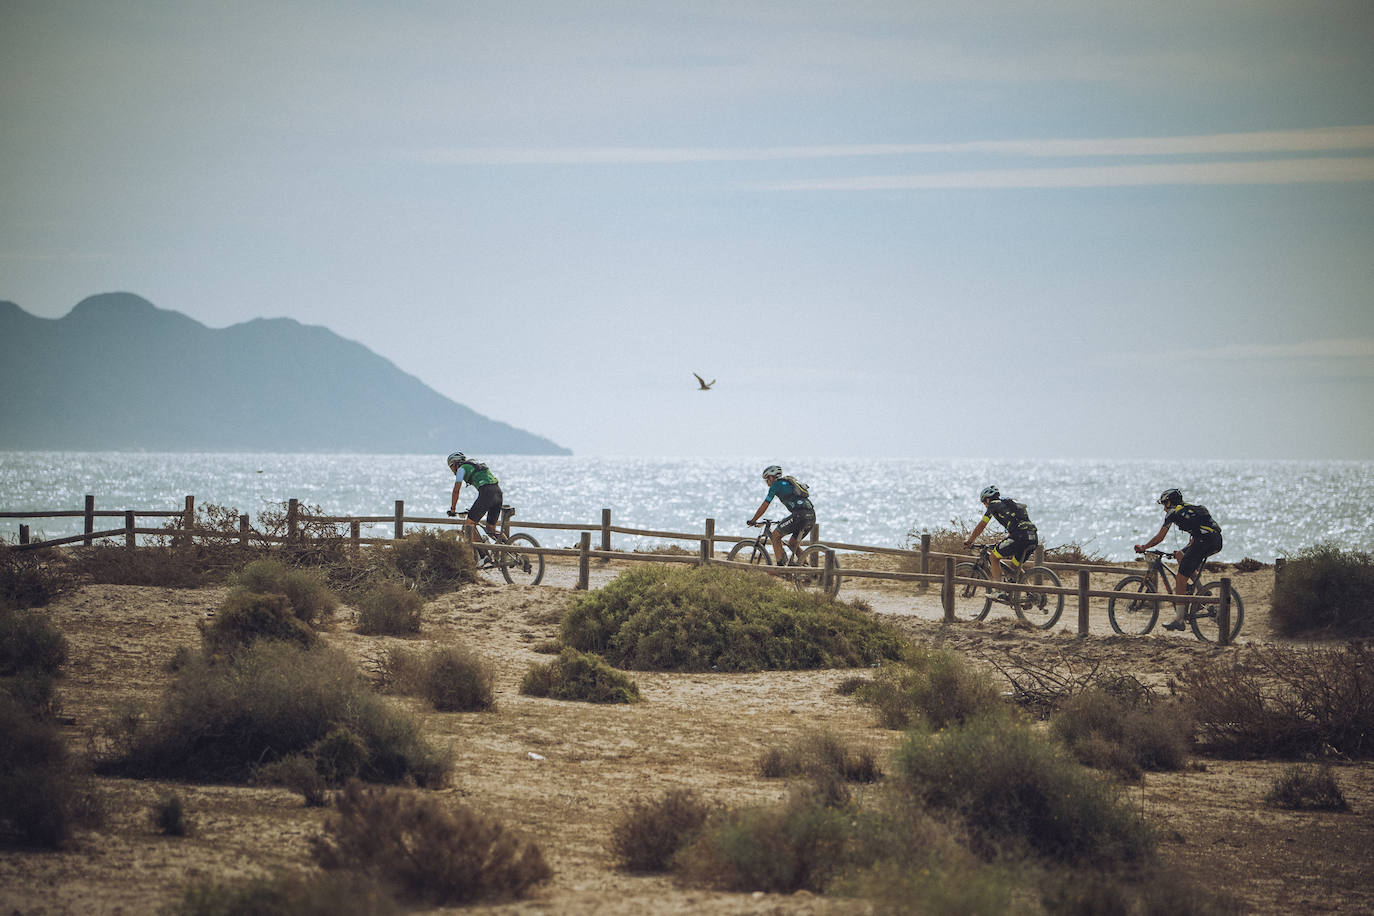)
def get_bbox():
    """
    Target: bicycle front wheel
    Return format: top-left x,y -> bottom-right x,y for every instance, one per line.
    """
498,533 -> 544,586
1107,575 -> 1160,635
795,545 -> 841,597
1011,566 -> 1064,630
951,562 -> 993,622
1190,581 -> 1244,643
727,539 -> 772,566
